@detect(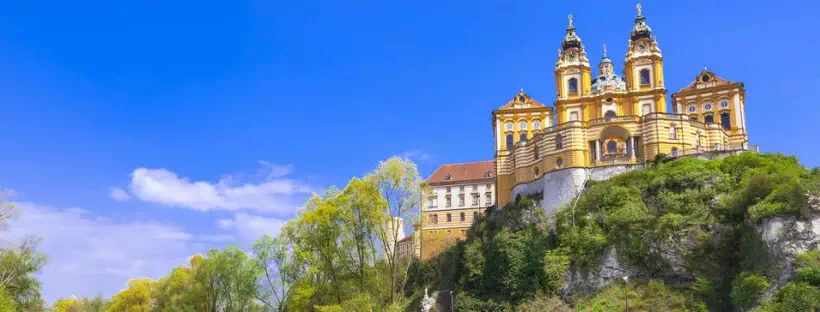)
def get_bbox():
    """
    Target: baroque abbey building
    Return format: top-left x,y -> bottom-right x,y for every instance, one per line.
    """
493,5 -> 750,206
